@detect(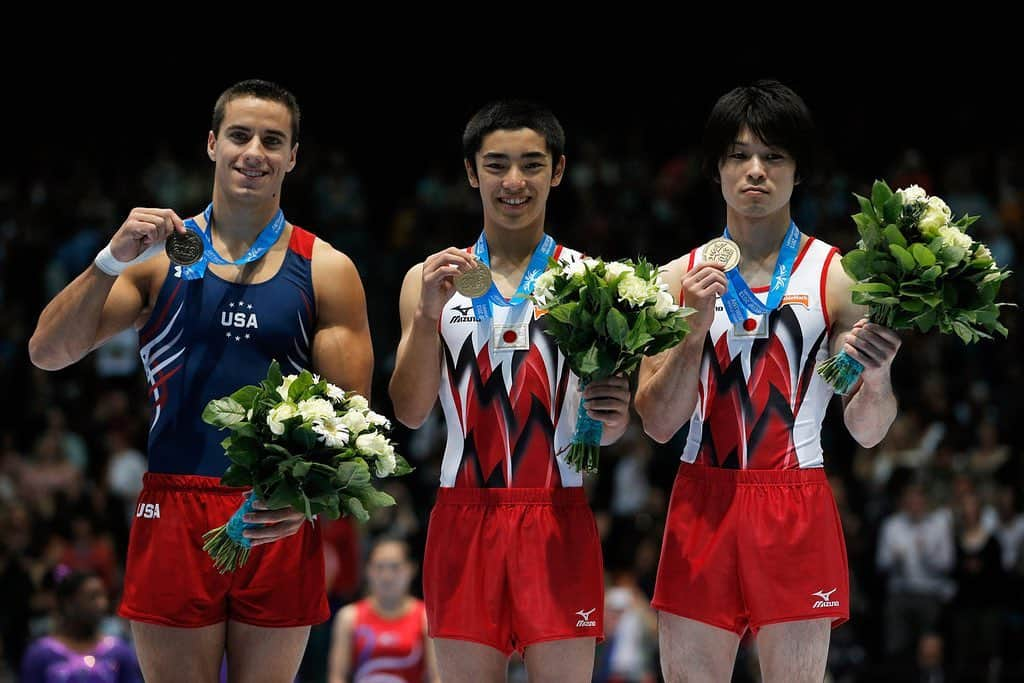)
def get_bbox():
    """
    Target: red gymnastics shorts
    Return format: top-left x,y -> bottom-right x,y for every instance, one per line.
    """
423,487 -> 604,655
118,473 -> 329,628
652,463 -> 849,636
